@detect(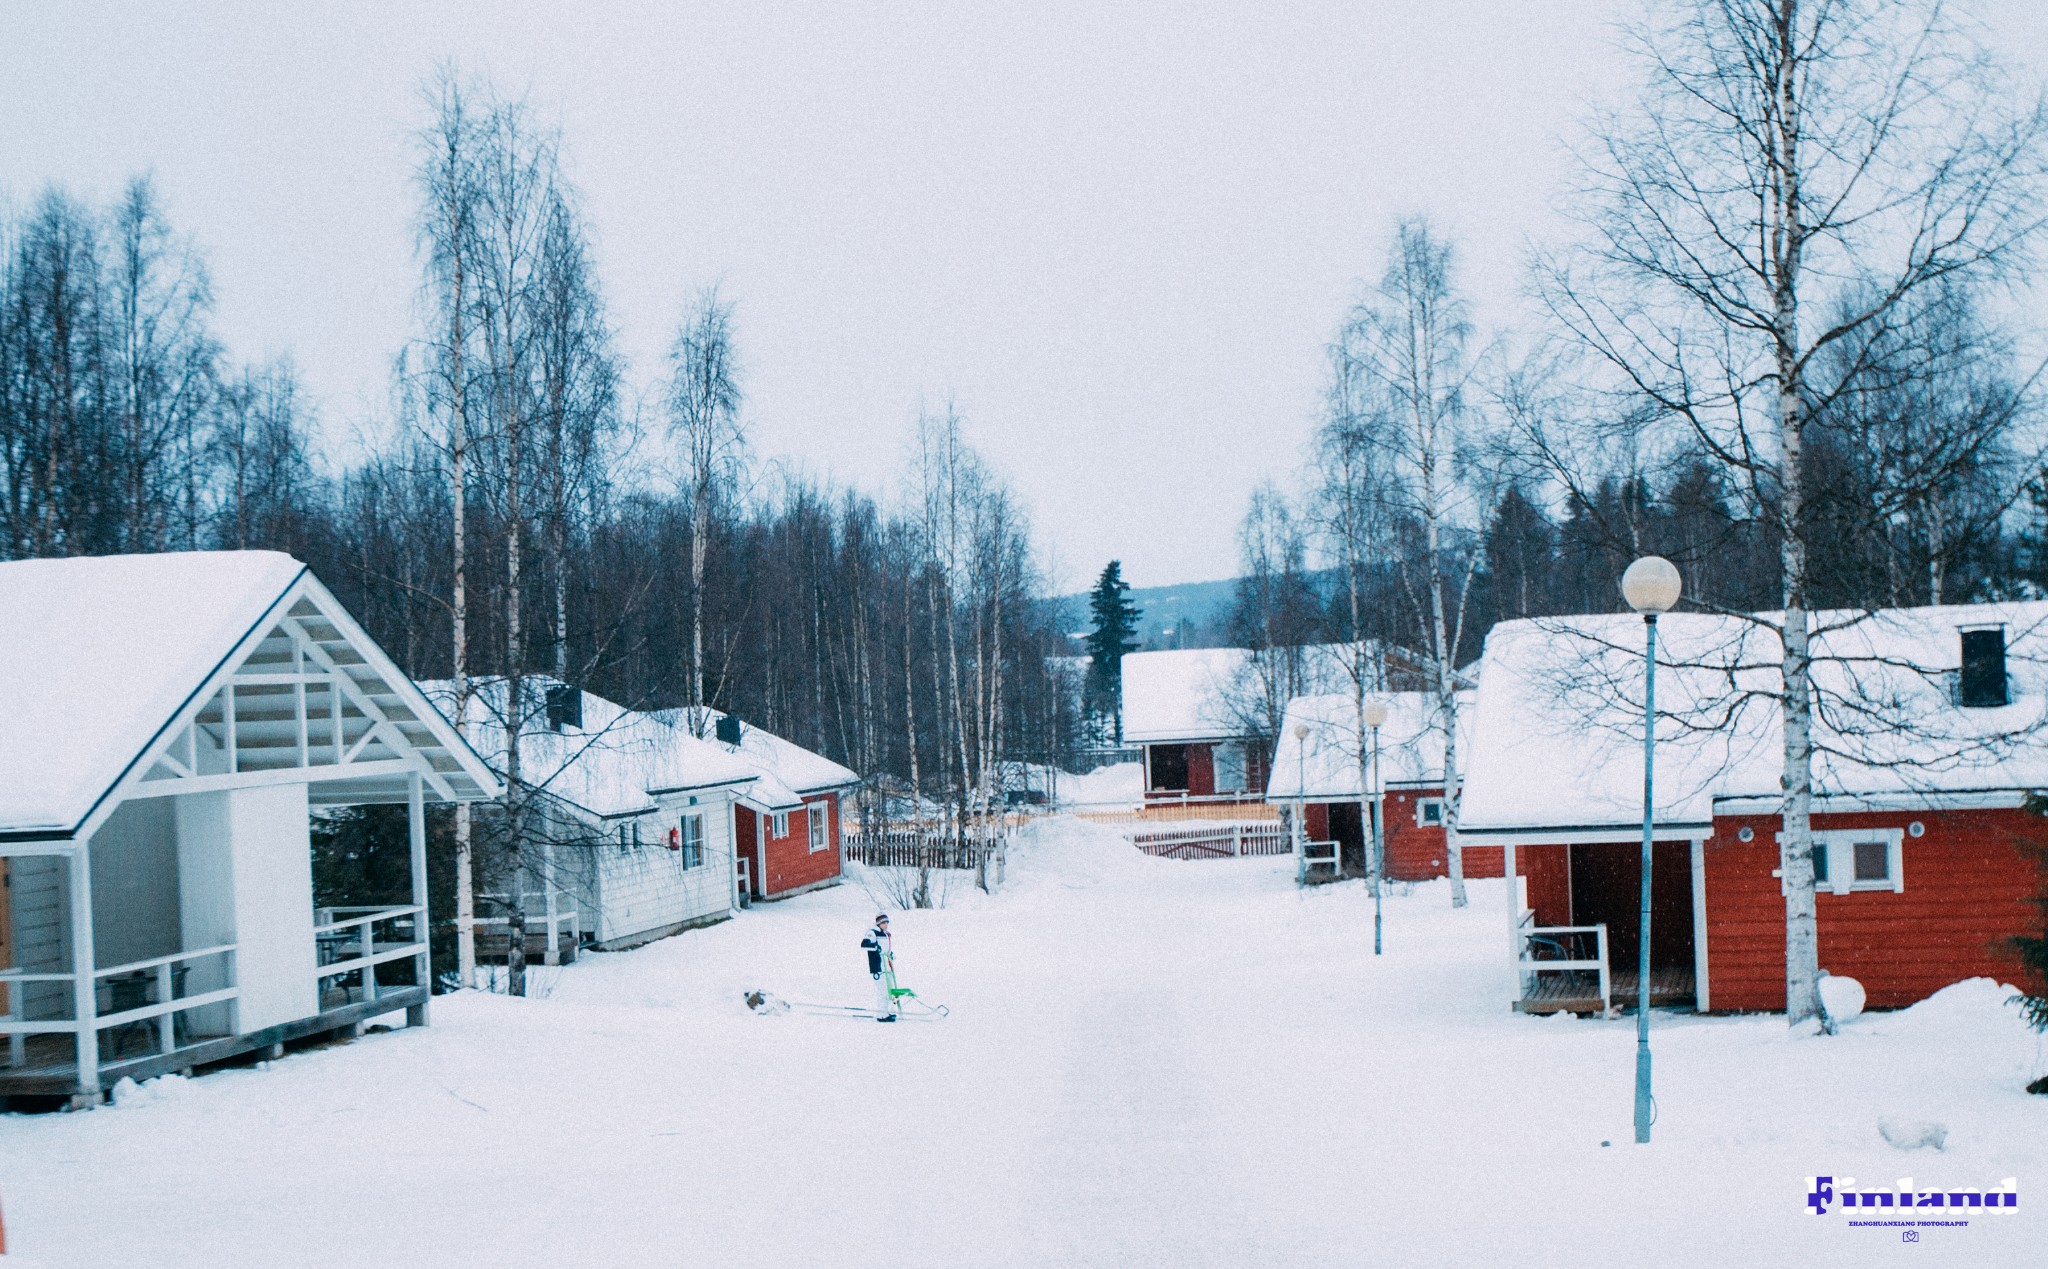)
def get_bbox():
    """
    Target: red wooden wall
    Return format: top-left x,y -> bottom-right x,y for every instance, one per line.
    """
1703,807 -> 2043,1011
750,793 -> 843,898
